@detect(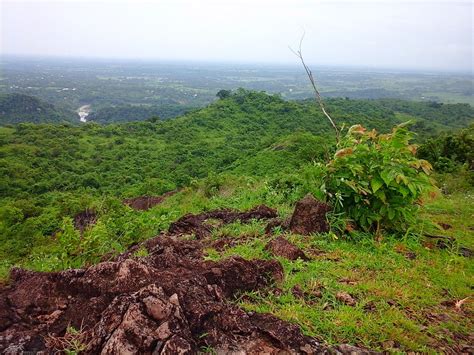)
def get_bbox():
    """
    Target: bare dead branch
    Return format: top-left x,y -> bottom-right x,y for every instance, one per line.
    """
290,34 -> 340,143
